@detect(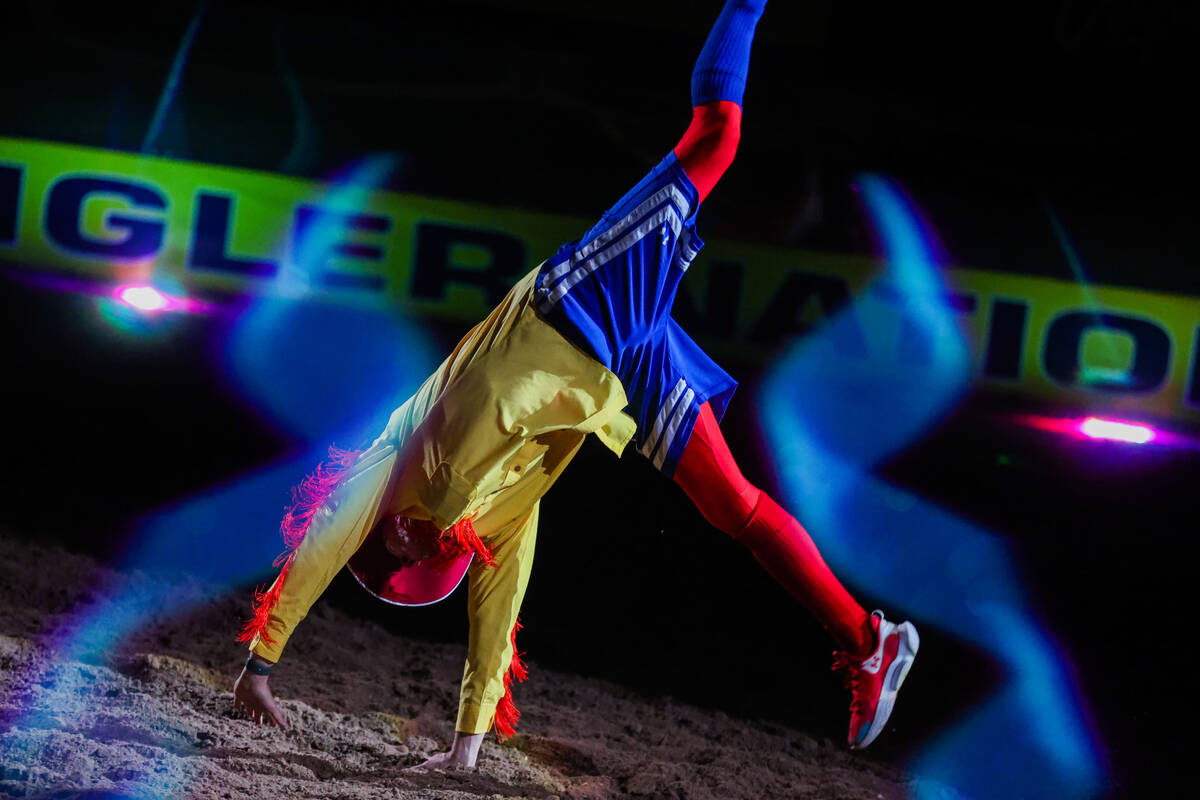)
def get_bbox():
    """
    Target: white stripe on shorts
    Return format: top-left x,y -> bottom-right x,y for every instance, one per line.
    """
653,386 -> 695,472
674,227 -> 700,273
640,378 -> 688,462
544,183 -> 691,286
545,206 -> 684,307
